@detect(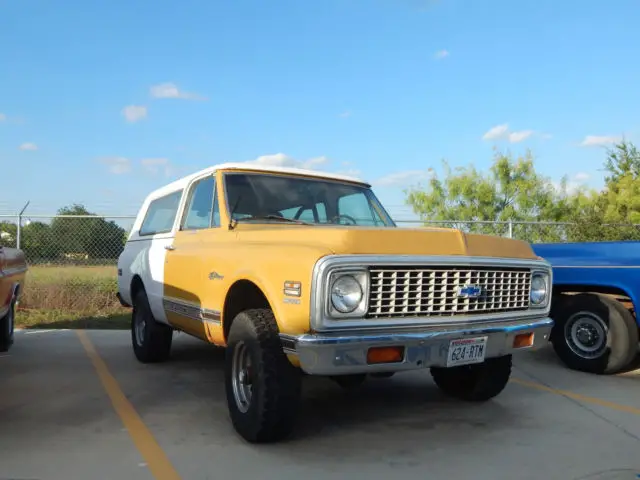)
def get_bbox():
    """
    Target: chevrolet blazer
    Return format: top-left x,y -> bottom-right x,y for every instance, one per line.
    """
0,245 -> 27,352
117,163 -> 554,443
